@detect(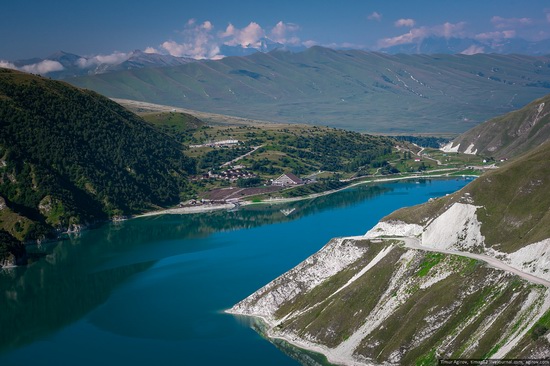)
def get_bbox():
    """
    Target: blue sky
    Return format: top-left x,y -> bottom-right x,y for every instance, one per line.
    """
2,0 -> 550,61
